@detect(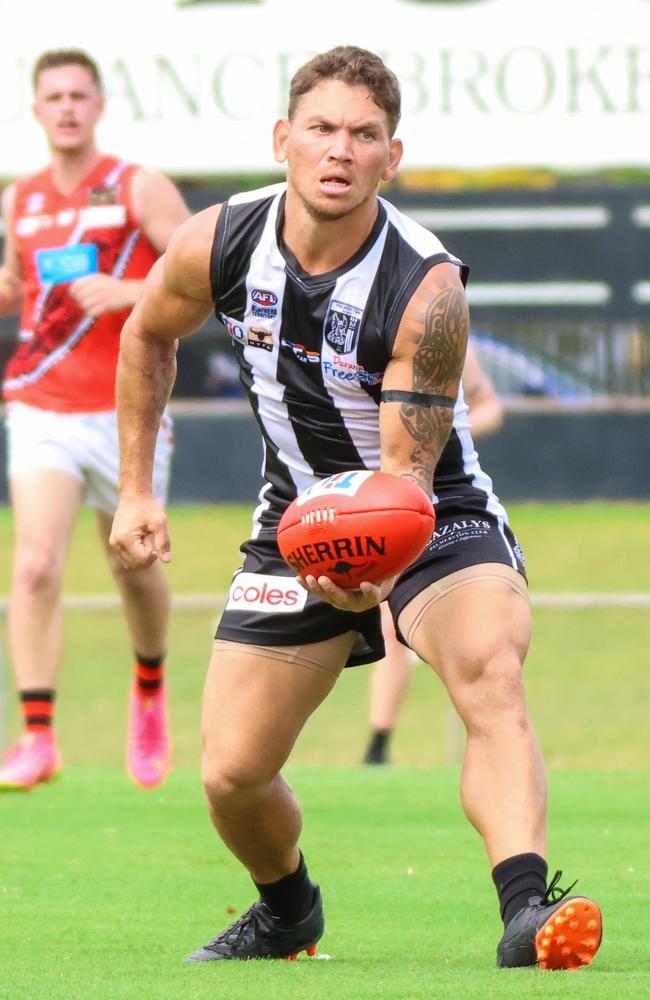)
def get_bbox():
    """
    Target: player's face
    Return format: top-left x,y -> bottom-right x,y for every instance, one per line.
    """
274,79 -> 403,222
33,64 -> 104,154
